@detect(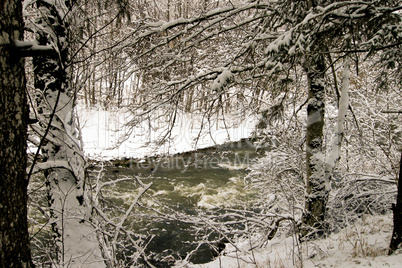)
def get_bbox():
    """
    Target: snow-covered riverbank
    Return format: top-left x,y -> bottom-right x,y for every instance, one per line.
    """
78,105 -> 257,160
176,214 -> 401,268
